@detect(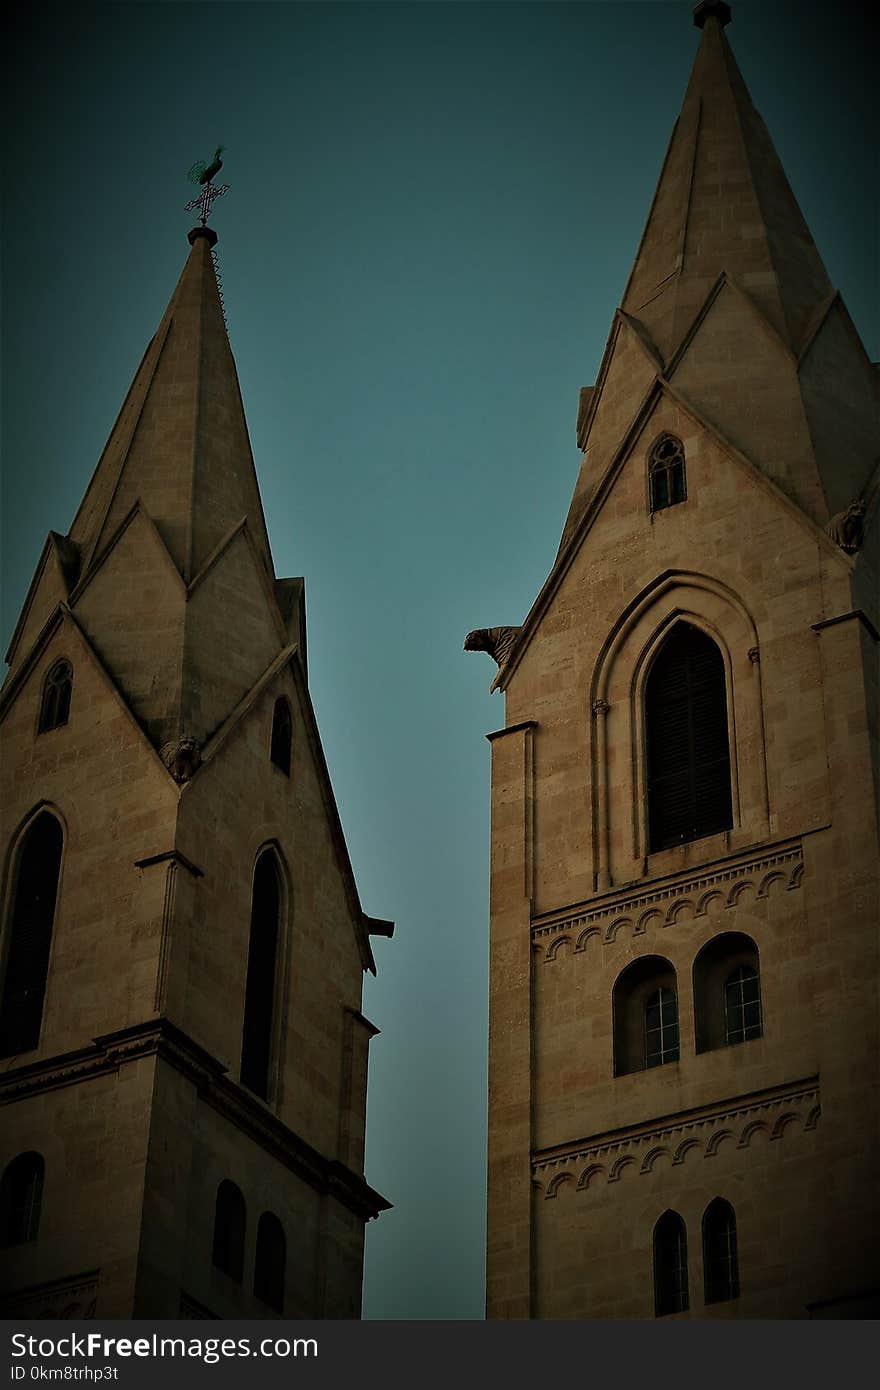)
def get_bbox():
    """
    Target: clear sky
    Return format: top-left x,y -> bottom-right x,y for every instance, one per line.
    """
2,2 -> 876,1320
